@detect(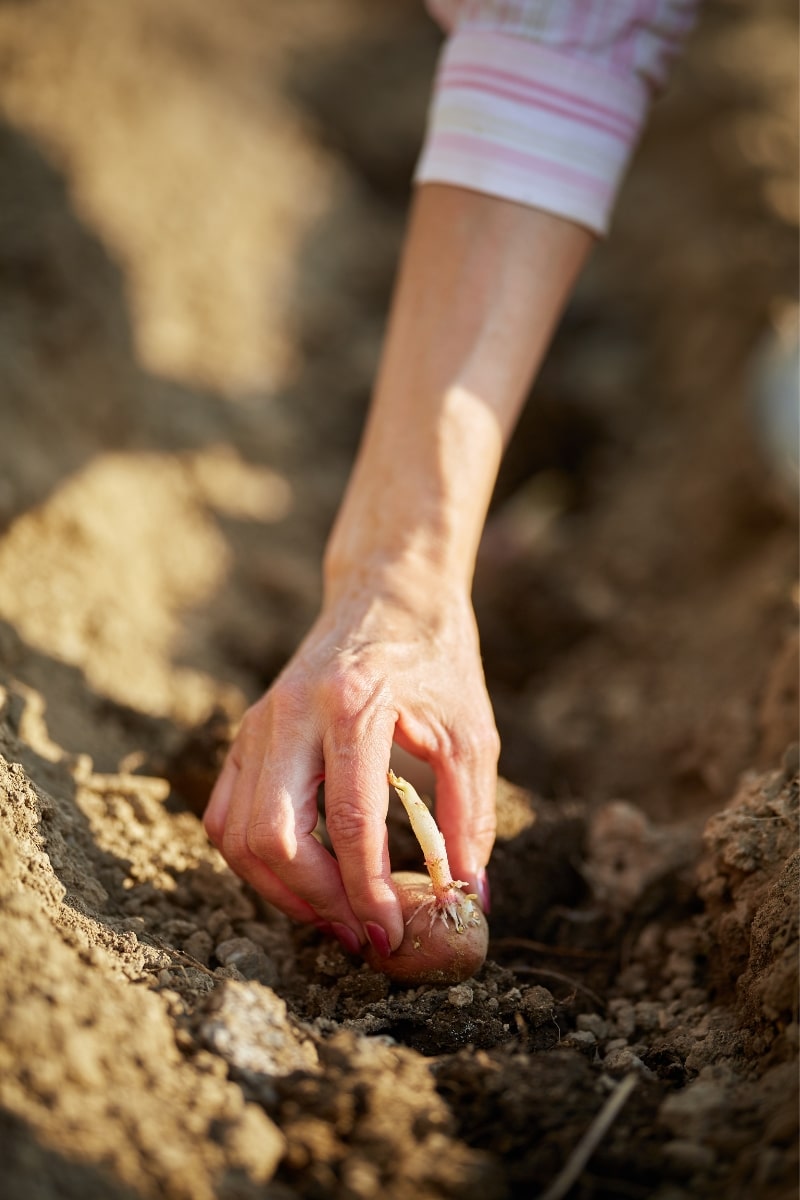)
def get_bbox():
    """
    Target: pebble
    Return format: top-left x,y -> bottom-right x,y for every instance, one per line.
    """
184,930 -> 213,966
633,1001 -> 662,1032
201,980 -> 319,1077
608,999 -> 636,1039
604,1037 -> 628,1052
563,1030 -> 596,1052
576,1013 -> 609,1039
603,1046 -> 651,1075
520,986 -> 555,1025
447,984 -> 474,1008
215,936 -> 277,986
